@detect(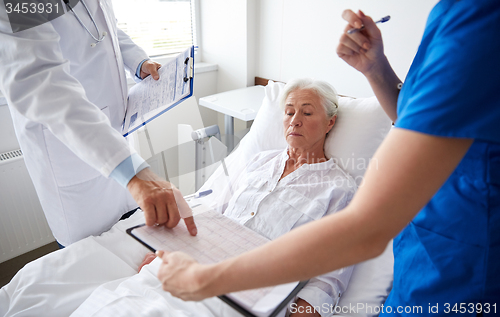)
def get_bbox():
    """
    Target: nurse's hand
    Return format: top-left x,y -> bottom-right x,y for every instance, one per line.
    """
337,9 -> 385,77
140,60 -> 162,80
337,9 -> 401,122
127,168 -> 197,236
156,250 -> 215,301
